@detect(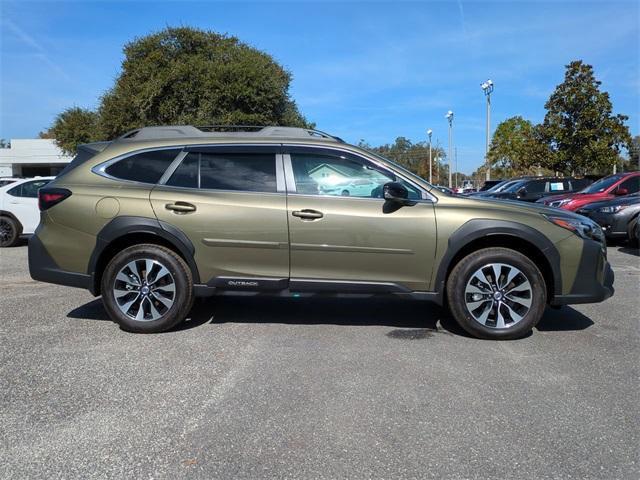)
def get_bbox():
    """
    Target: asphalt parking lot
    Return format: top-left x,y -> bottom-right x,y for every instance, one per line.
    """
1,243 -> 639,479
